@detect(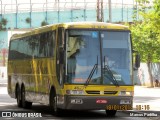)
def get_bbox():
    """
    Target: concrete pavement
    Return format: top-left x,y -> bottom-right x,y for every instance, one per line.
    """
0,78 -> 7,87
0,78 -> 160,111
0,87 -> 7,95
133,86 -> 160,111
